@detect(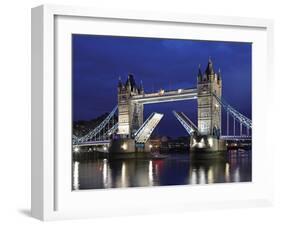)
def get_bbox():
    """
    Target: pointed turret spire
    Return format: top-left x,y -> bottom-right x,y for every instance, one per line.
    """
126,73 -> 136,85
125,73 -> 137,92
138,80 -> 144,94
217,68 -> 221,80
205,57 -> 215,75
118,76 -> 122,87
197,64 -> 203,81
125,74 -> 131,88
140,80 -> 144,91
